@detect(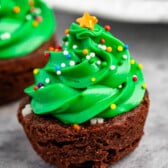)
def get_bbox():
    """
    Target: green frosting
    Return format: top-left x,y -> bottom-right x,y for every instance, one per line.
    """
25,17 -> 146,124
0,0 -> 56,59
